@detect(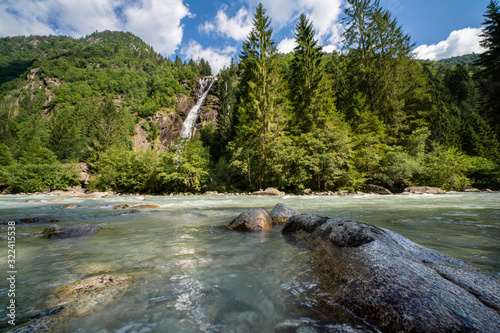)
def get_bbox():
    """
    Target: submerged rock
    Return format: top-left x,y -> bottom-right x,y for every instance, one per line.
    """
43,224 -> 103,239
282,215 -> 500,332
61,204 -> 78,209
113,204 -> 130,210
269,203 -> 301,225
133,204 -> 159,209
19,217 -> 58,224
227,207 -> 272,231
